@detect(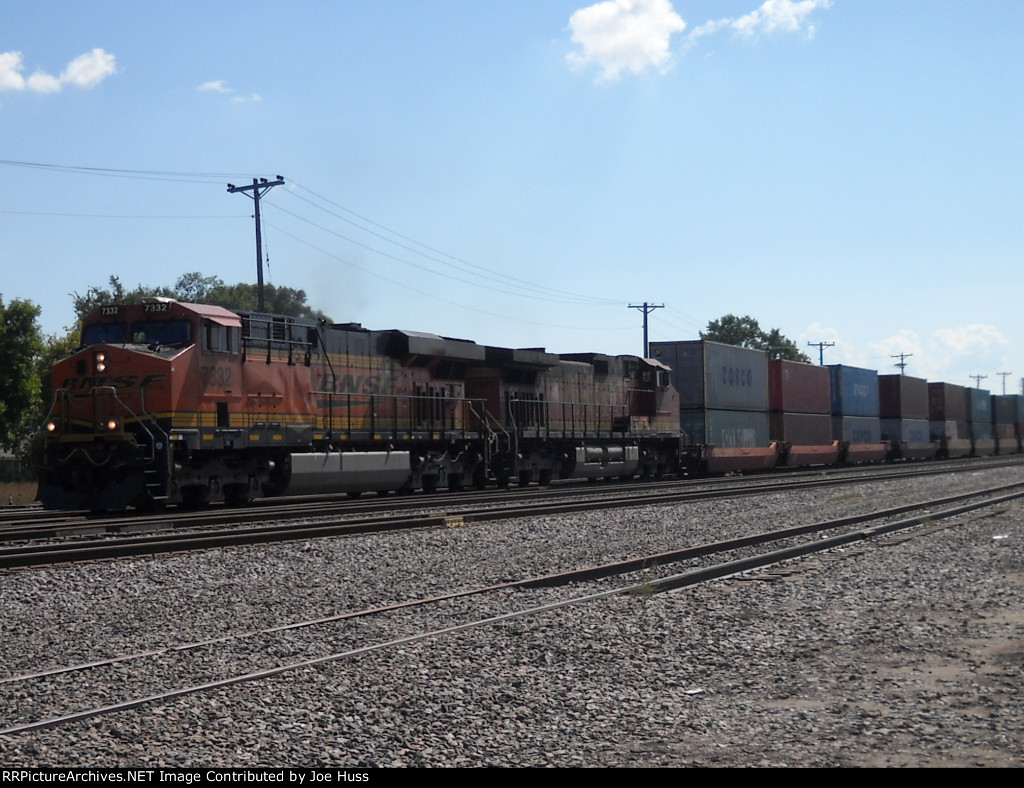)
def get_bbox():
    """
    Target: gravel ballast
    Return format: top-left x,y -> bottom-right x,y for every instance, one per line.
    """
1,466 -> 1022,767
